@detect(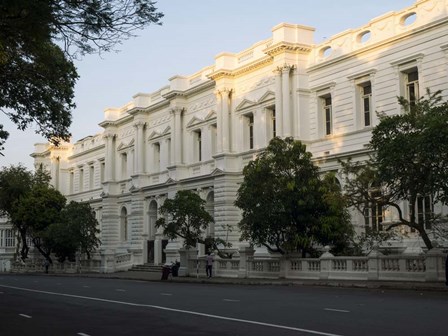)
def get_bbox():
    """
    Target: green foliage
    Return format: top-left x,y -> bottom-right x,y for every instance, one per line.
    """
155,190 -> 227,251
0,165 -> 52,259
0,165 -> 100,262
45,201 -> 101,262
341,90 -> 448,250
235,137 -> 353,256
0,1 -> 163,153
